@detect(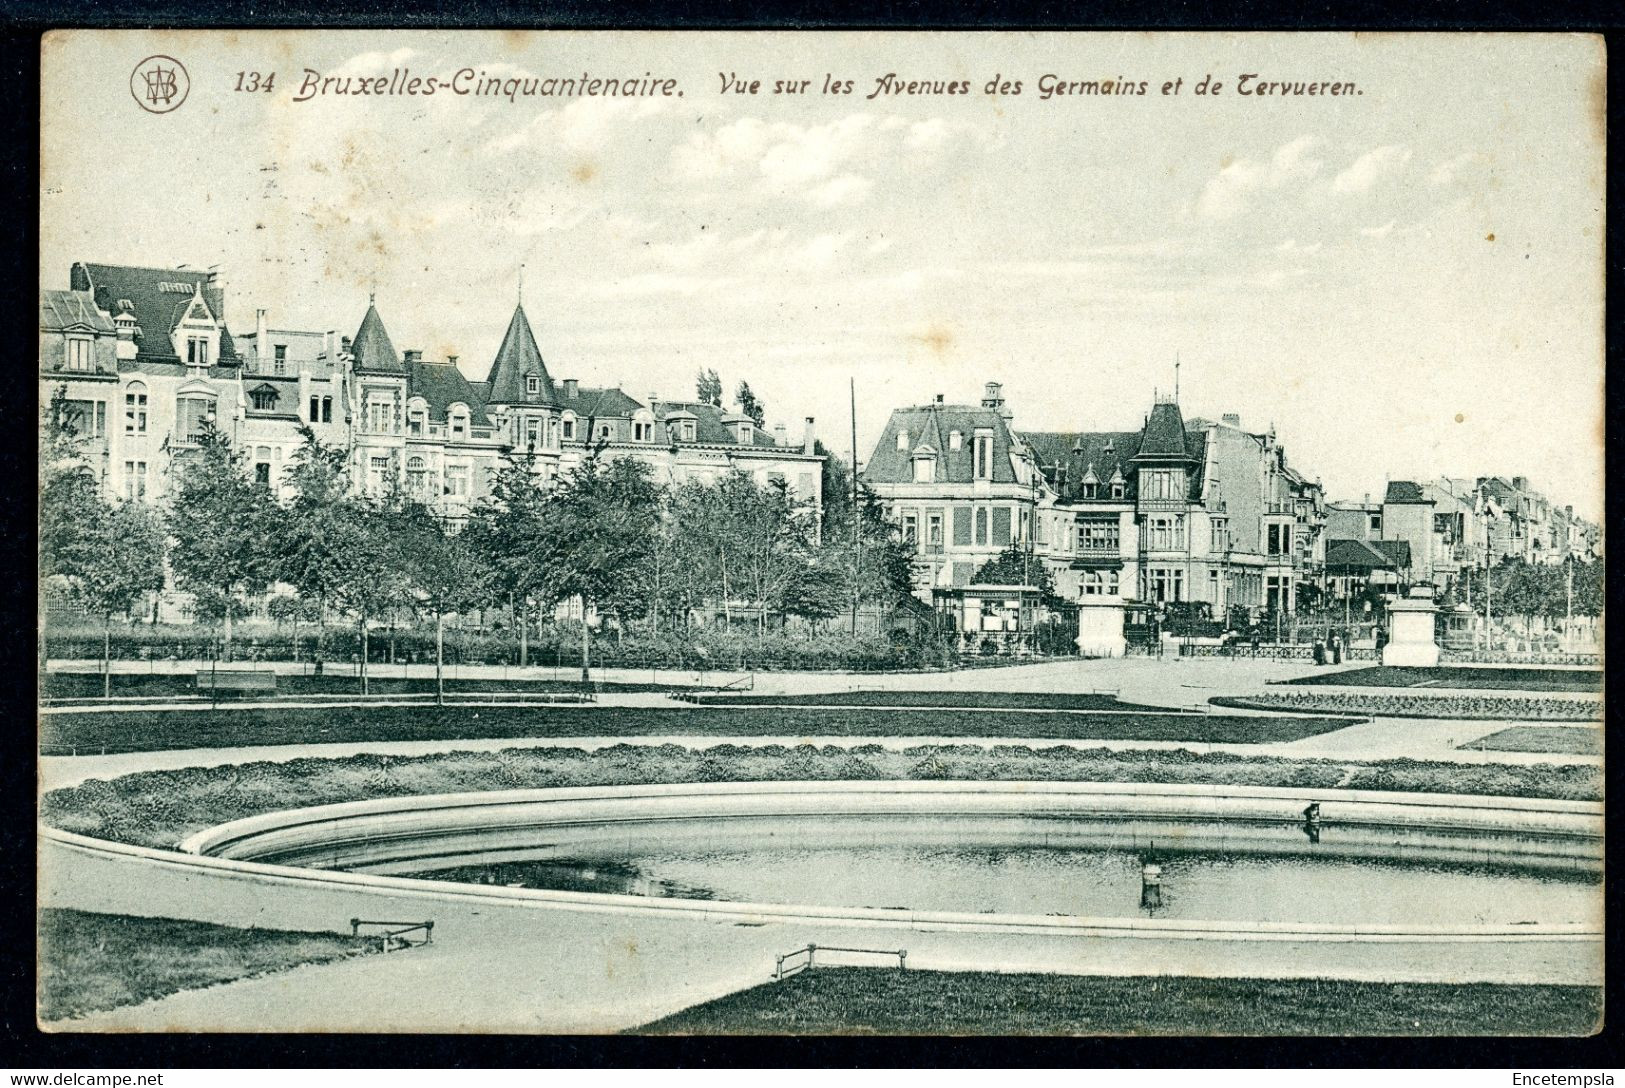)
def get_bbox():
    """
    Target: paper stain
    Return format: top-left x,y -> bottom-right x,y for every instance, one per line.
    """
910,324 -> 955,358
